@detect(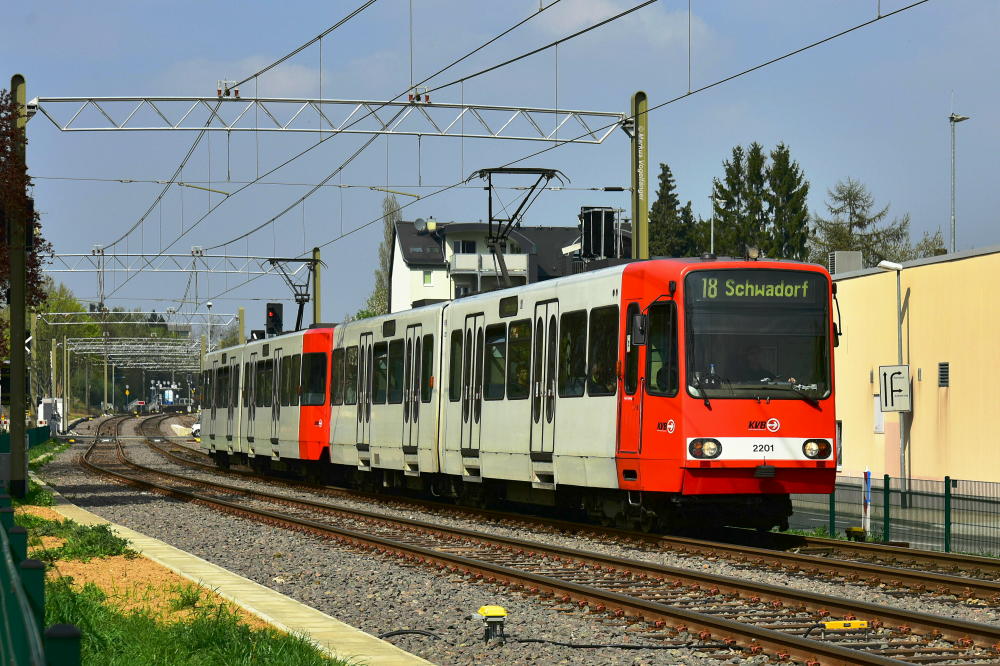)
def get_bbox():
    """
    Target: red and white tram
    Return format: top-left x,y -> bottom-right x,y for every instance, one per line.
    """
203,257 -> 837,530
